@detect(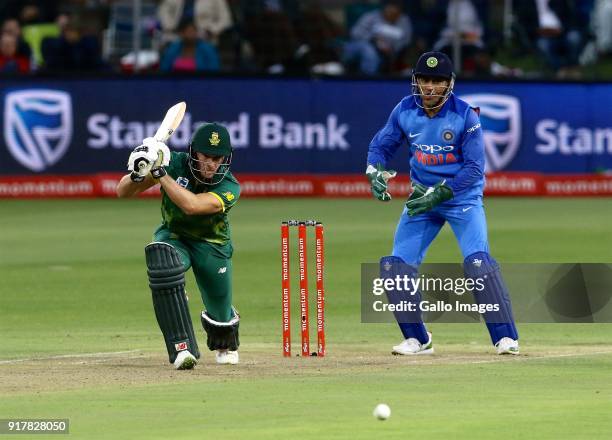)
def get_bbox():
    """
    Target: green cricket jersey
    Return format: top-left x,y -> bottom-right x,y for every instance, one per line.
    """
159,151 -> 240,246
